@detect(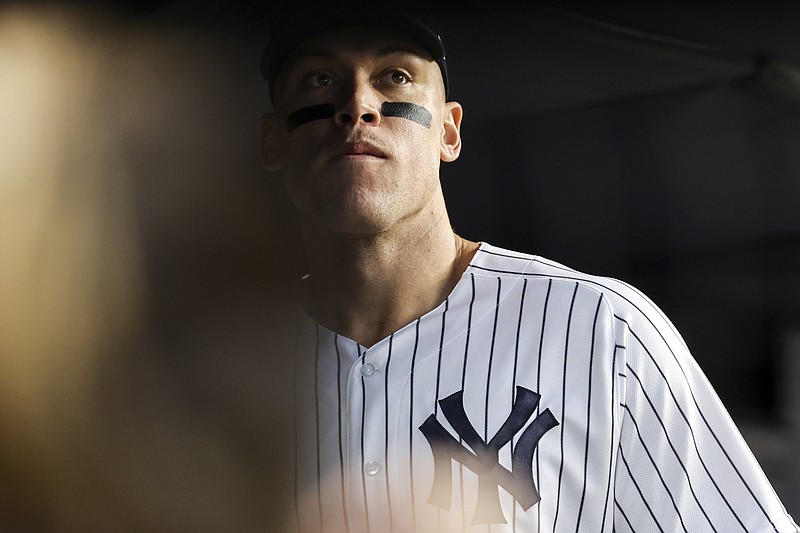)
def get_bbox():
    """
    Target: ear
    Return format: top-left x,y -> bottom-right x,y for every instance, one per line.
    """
260,113 -> 284,171
439,101 -> 463,163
